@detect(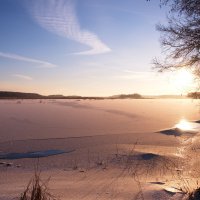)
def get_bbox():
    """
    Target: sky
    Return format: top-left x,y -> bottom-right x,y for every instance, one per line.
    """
0,0 -> 195,96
